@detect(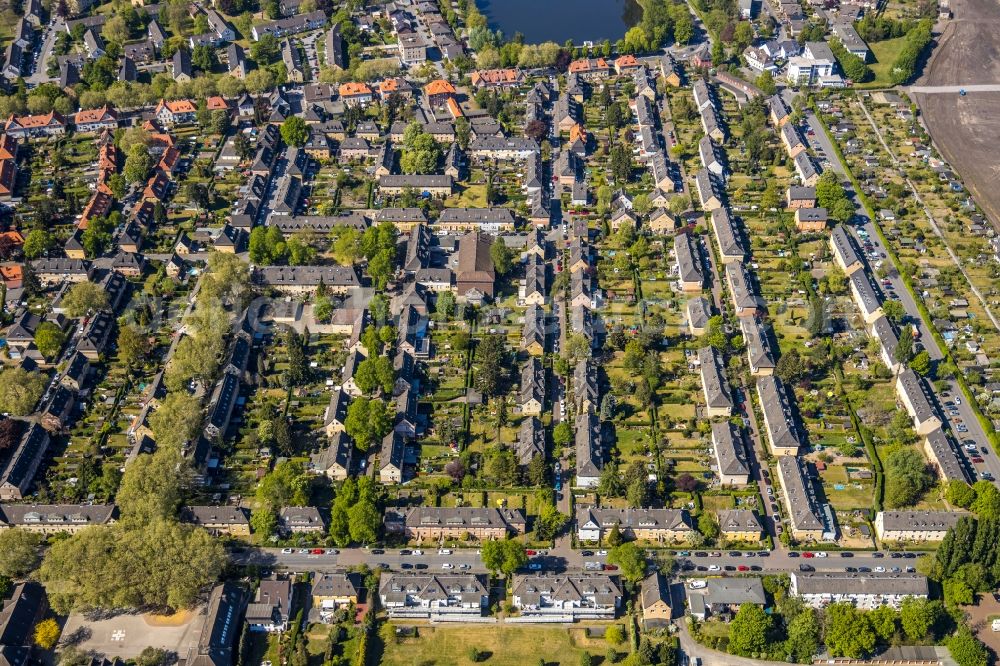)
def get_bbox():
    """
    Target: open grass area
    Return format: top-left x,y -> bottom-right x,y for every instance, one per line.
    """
376,624 -> 609,666
864,37 -> 908,87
